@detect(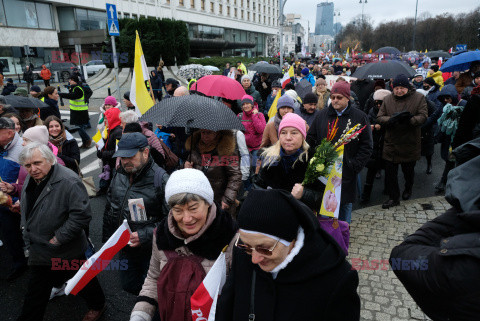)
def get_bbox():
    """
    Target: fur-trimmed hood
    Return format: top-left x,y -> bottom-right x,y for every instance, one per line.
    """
185,130 -> 236,156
